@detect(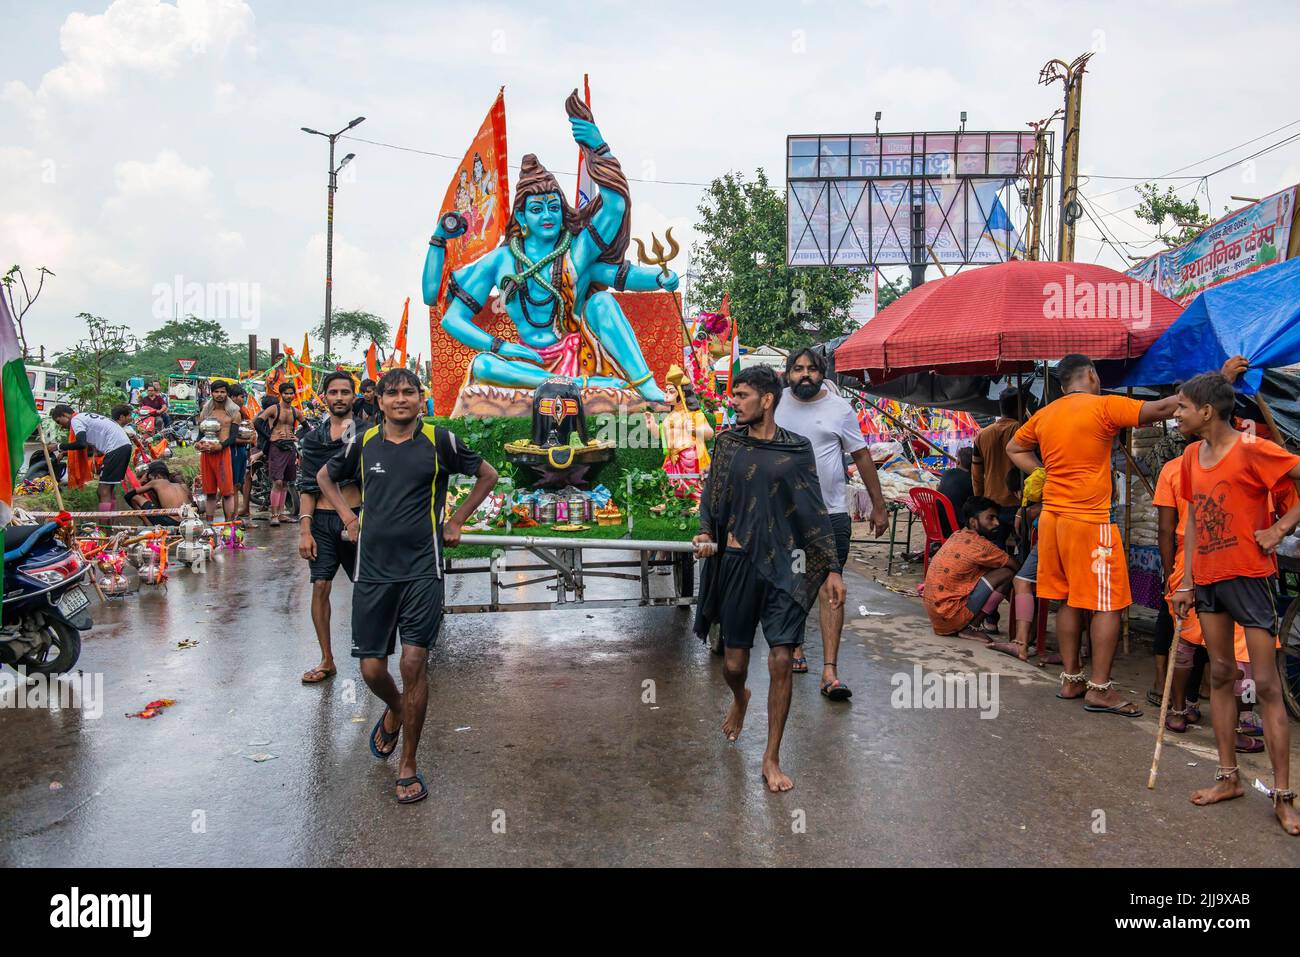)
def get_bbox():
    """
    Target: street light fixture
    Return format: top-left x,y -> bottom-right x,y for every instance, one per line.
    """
301,116 -> 367,362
